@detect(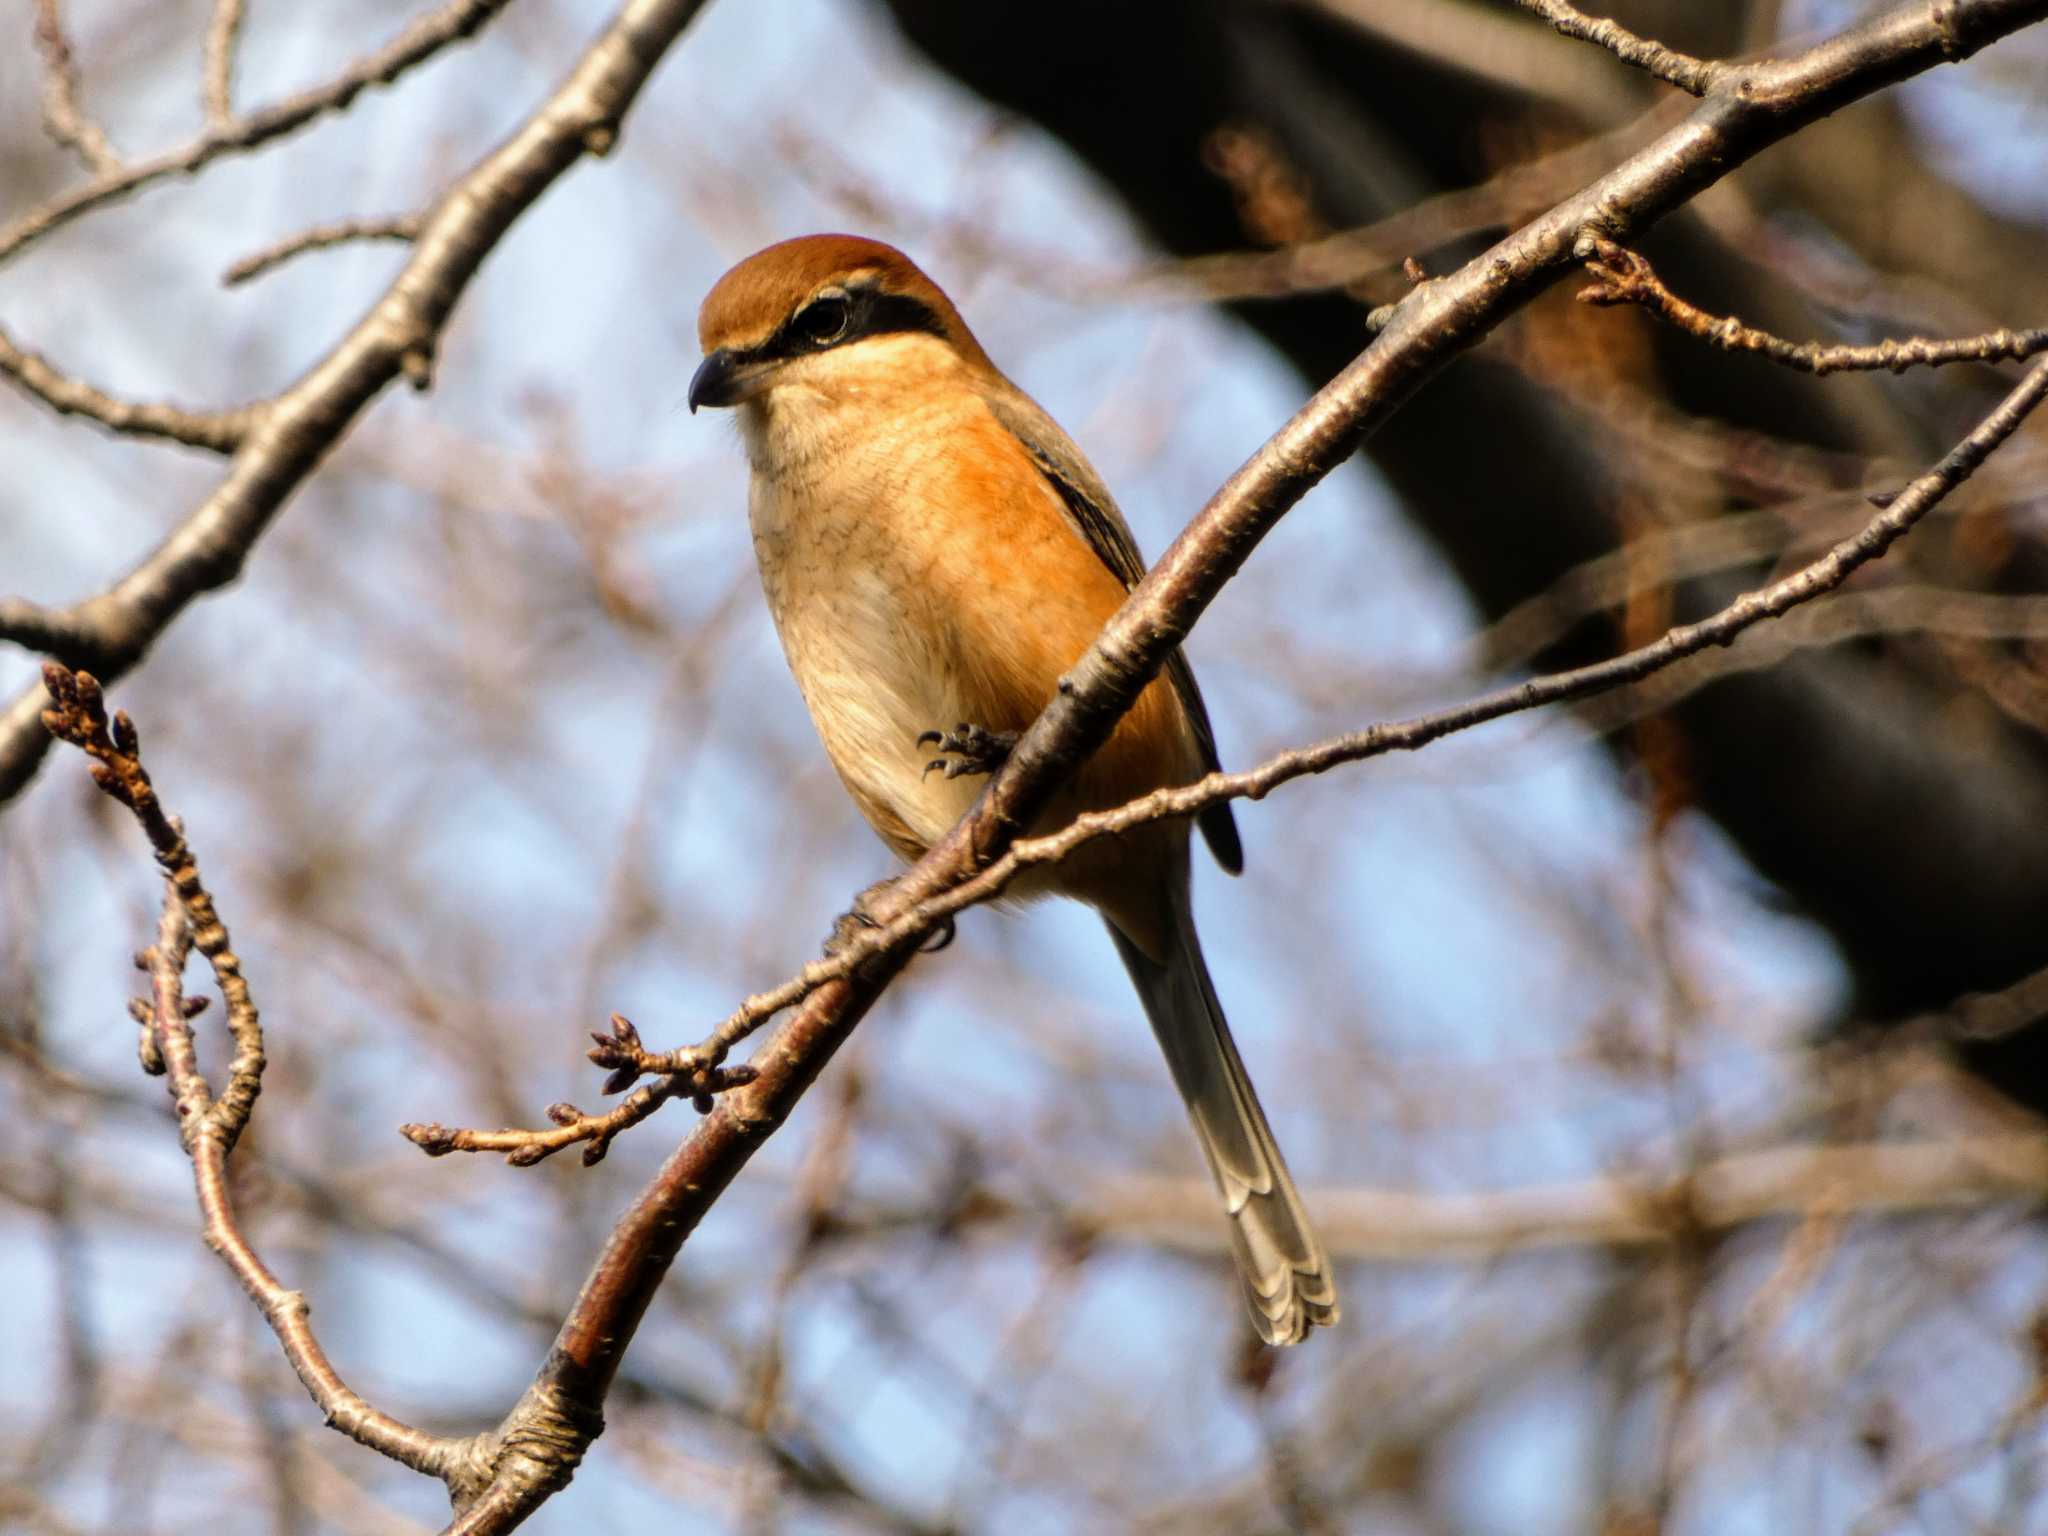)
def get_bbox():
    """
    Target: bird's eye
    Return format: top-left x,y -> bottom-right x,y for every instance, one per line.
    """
795,293 -> 852,346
